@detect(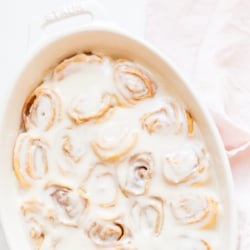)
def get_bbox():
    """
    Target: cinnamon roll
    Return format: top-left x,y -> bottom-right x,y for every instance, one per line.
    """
81,163 -> 118,208
114,59 -> 156,104
86,217 -> 131,248
21,200 -> 45,249
174,235 -> 211,250
68,93 -> 121,124
56,130 -> 85,174
117,152 -> 154,196
141,99 -> 193,135
21,200 -> 60,249
170,194 -> 218,229
130,196 -> 164,236
162,143 -> 210,186
13,133 -> 49,188
44,182 -> 89,228
53,54 -> 103,81
91,128 -> 138,162
23,87 -> 61,131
